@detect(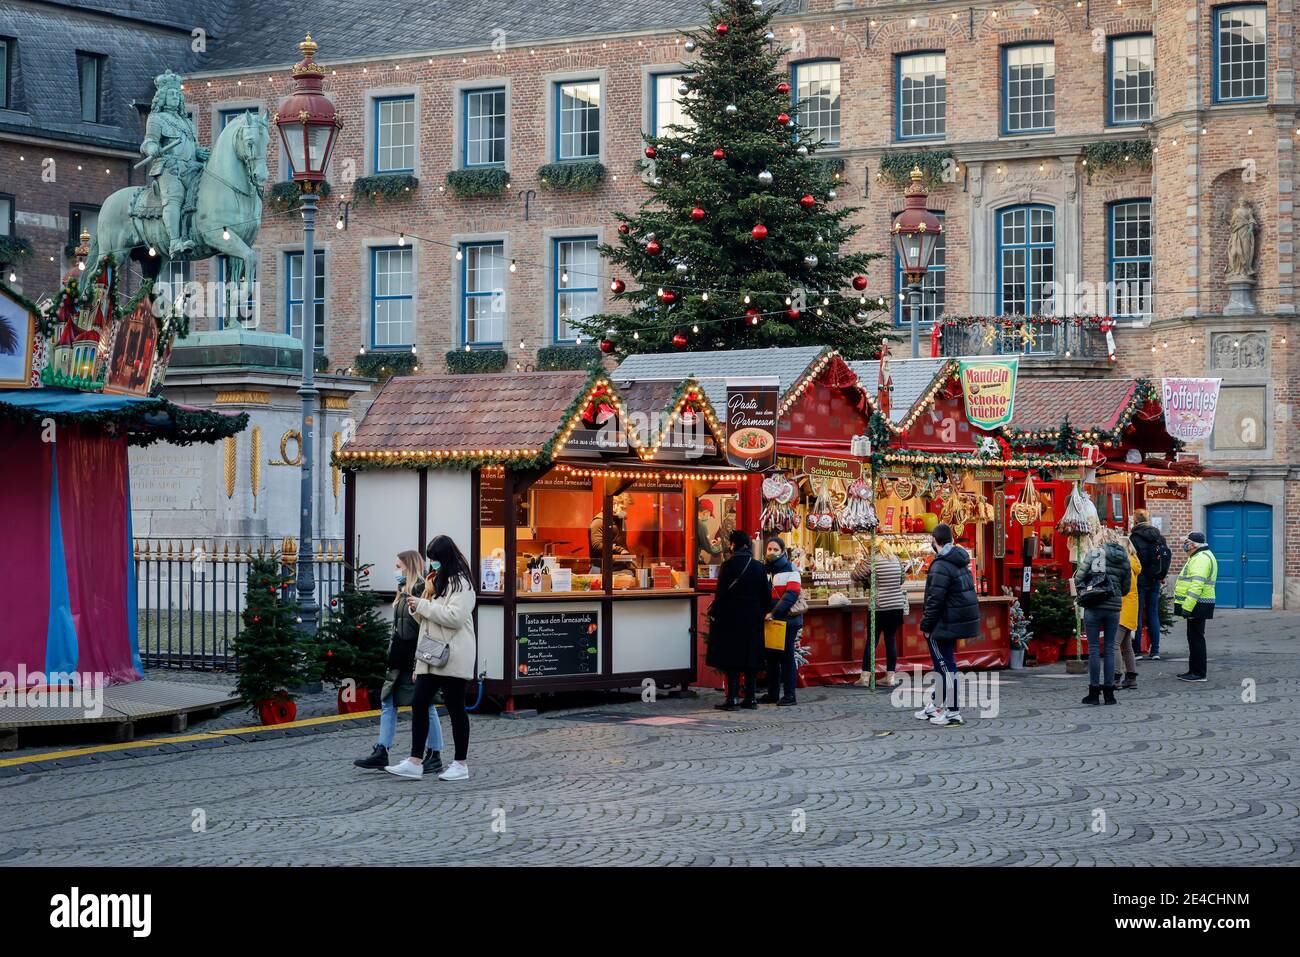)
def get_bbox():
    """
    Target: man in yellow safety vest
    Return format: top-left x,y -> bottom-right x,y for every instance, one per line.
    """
1173,531 -> 1218,682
